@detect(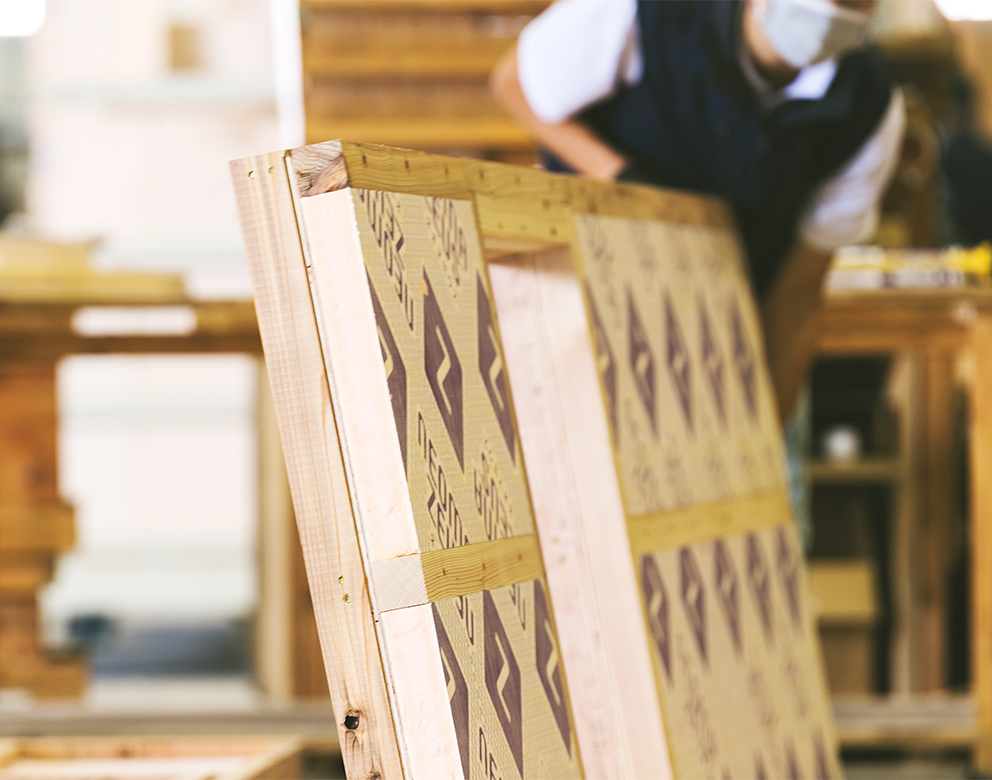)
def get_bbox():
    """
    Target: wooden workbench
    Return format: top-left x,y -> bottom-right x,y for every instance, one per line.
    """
817,286 -> 992,768
0,248 -> 261,699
